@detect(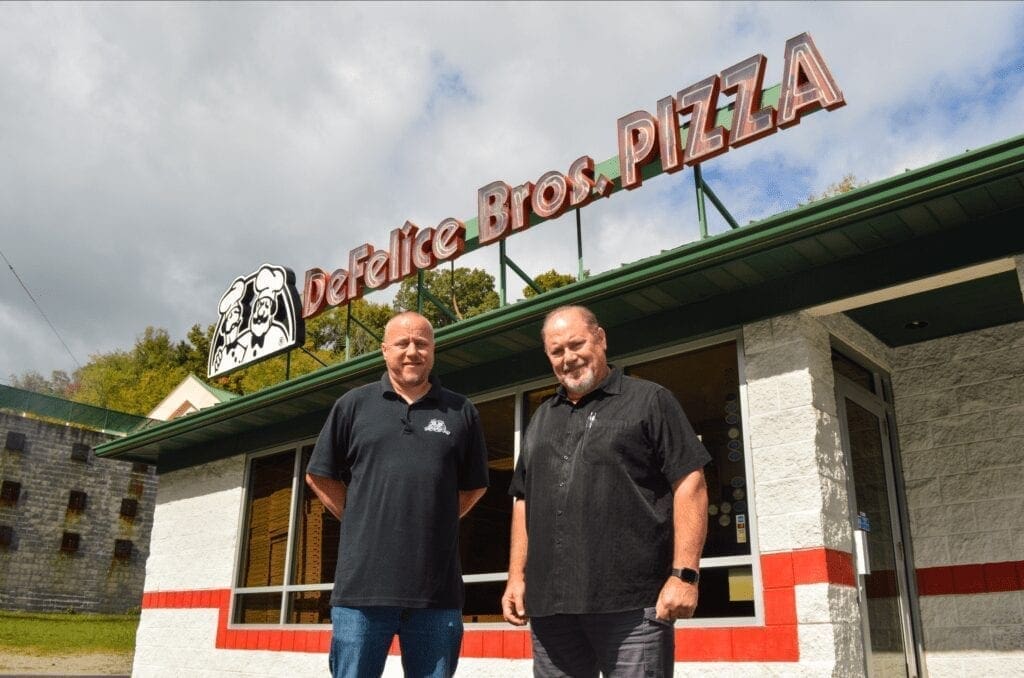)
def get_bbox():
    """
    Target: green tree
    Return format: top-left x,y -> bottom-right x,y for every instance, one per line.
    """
217,299 -> 395,395
305,299 -> 393,360
73,327 -> 190,415
179,323 -> 213,377
394,267 -> 499,328
10,297 -> 400,412
8,370 -> 75,398
522,269 -> 582,299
